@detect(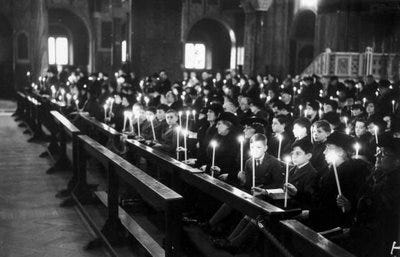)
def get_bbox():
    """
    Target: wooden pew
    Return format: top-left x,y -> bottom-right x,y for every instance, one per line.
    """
73,134 -> 184,257
279,220 -> 355,257
49,108 -> 356,257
